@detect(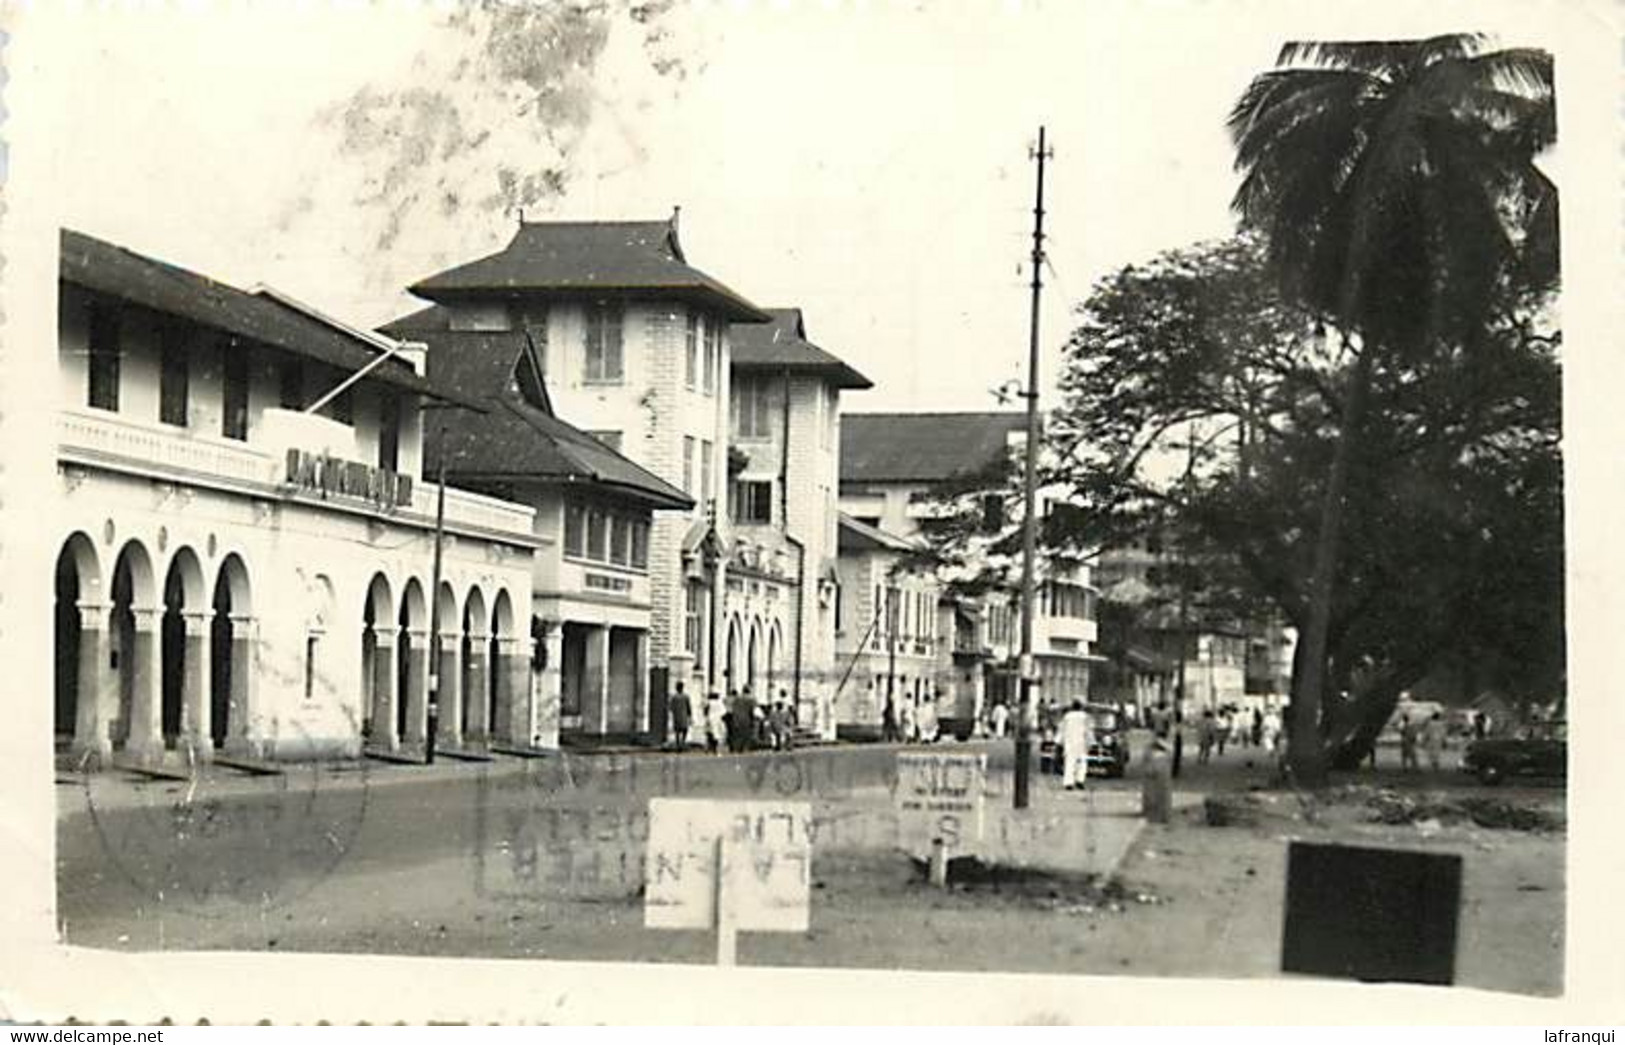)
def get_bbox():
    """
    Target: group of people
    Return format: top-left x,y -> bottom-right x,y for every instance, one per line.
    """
880,692 -> 942,744
665,682 -> 799,755
1394,711 -> 1449,771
